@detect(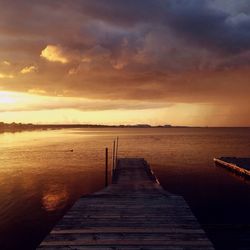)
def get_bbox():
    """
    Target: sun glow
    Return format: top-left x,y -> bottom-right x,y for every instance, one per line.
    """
0,91 -> 18,104
0,90 -> 216,126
